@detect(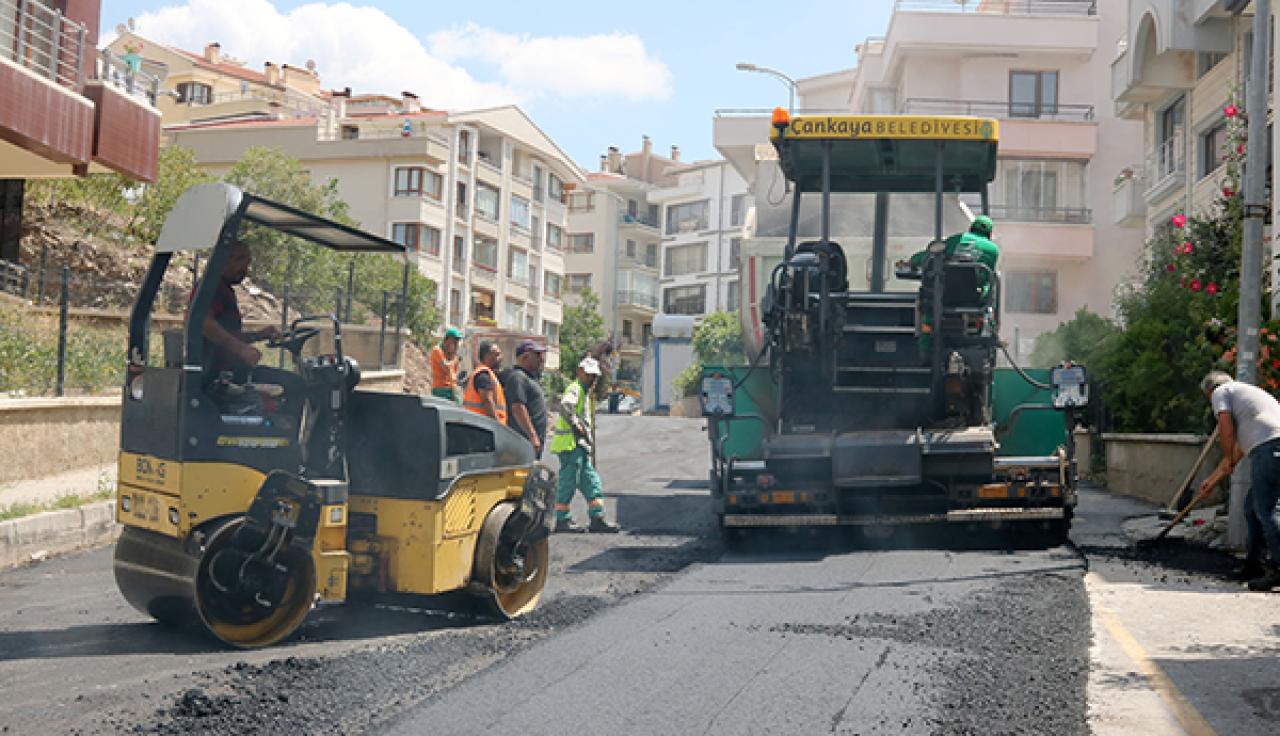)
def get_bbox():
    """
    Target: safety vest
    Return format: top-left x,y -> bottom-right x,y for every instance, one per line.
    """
462,365 -> 508,423
550,380 -> 593,454
429,345 -> 459,389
